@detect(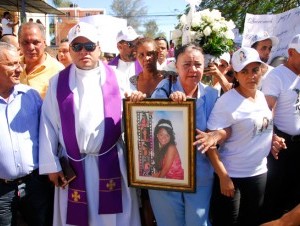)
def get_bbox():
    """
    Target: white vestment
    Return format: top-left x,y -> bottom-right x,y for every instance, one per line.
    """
39,62 -> 141,226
